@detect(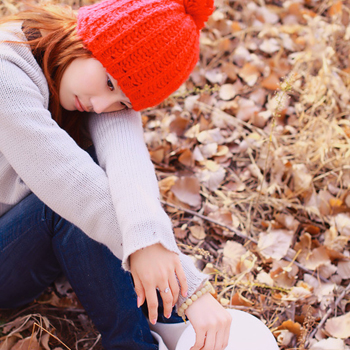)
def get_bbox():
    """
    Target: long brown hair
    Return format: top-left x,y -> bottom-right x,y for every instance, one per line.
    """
0,3 -> 92,146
